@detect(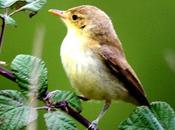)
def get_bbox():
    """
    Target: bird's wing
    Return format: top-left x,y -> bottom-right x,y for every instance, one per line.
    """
98,44 -> 149,106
